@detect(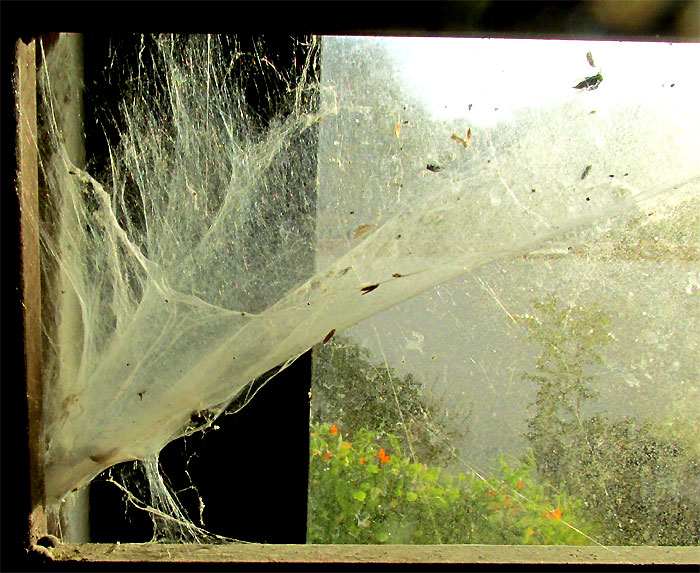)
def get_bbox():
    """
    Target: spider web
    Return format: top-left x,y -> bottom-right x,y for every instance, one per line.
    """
32,34 -> 699,544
